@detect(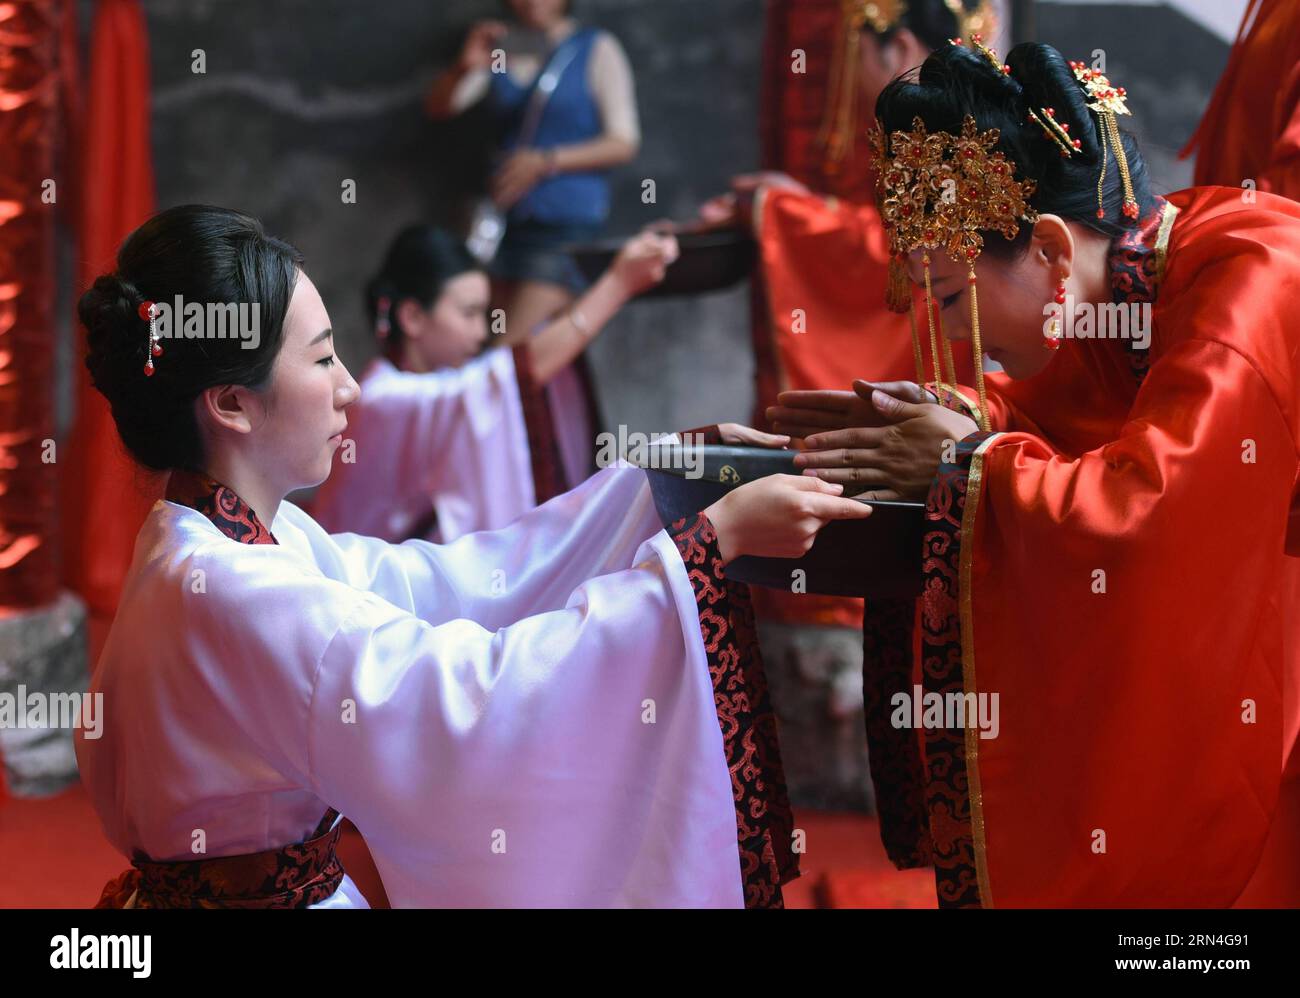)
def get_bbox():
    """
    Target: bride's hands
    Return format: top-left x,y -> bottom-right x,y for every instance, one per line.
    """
765,380 -> 935,439
791,382 -> 977,501
704,474 -> 873,564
